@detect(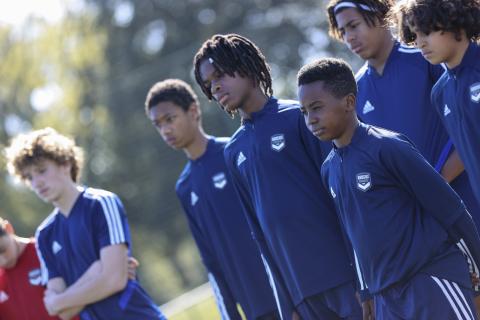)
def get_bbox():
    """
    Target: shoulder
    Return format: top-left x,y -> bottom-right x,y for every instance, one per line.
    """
35,210 -> 59,240
225,127 -> 245,154
431,70 -> 450,98
322,148 -> 337,171
366,126 -> 417,158
82,187 -> 124,212
176,162 -> 192,193
355,62 -> 369,82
